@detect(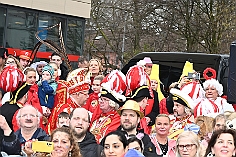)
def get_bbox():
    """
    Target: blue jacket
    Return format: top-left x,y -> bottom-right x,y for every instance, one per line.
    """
15,128 -> 49,145
38,80 -> 57,109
